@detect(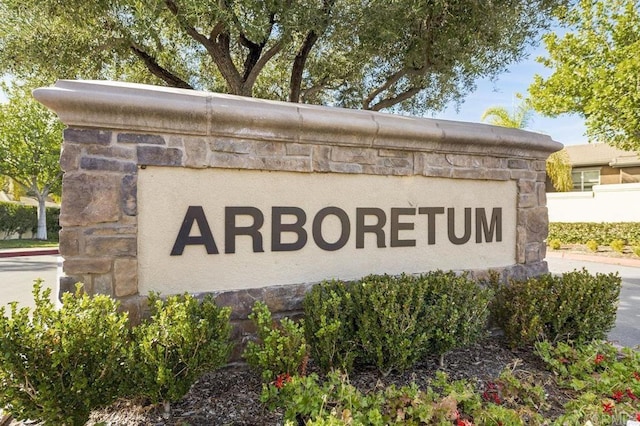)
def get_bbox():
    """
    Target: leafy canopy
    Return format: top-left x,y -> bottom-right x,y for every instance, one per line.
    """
0,85 -> 63,239
529,0 -> 640,151
0,0 -> 565,114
